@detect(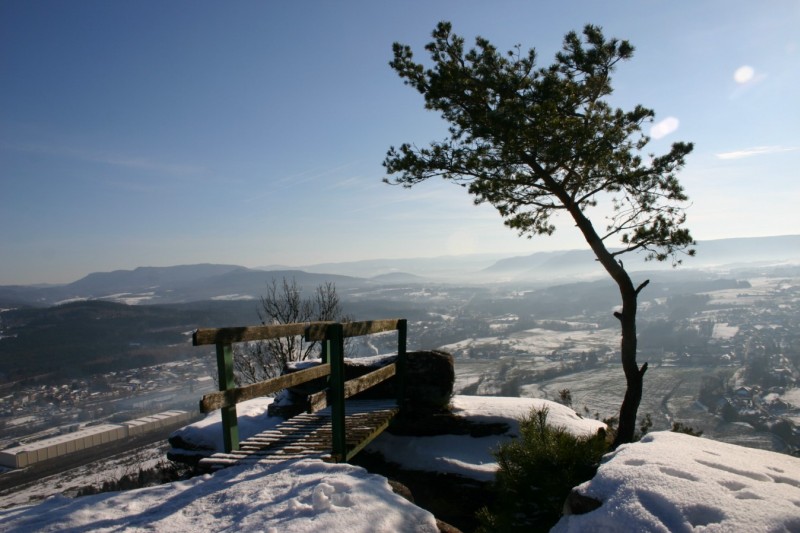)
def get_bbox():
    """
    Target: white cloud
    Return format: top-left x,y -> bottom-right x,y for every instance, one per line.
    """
734,65 -> 755,84
650,117 -> 680,140
715,145 -> 799,160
